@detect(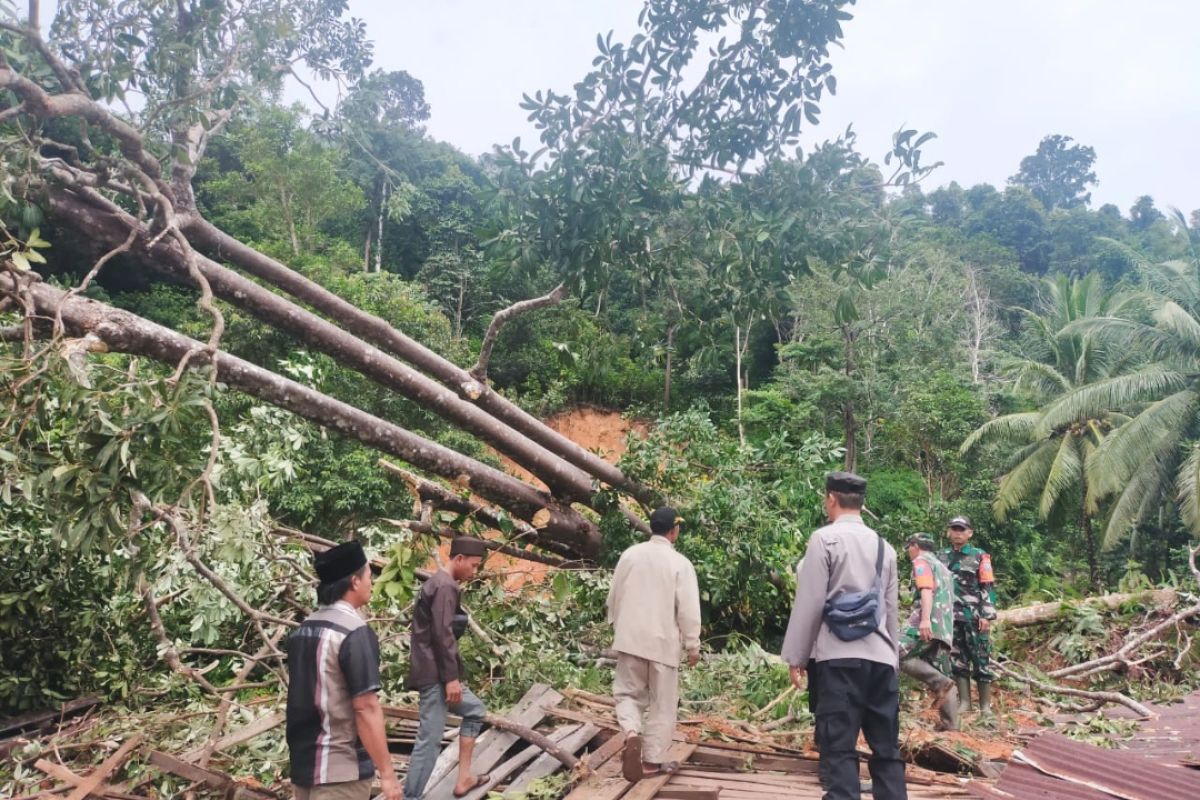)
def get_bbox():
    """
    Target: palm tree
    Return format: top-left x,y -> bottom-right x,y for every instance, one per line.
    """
962,274 -> 1125,590
1039,231 -> 1200,551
